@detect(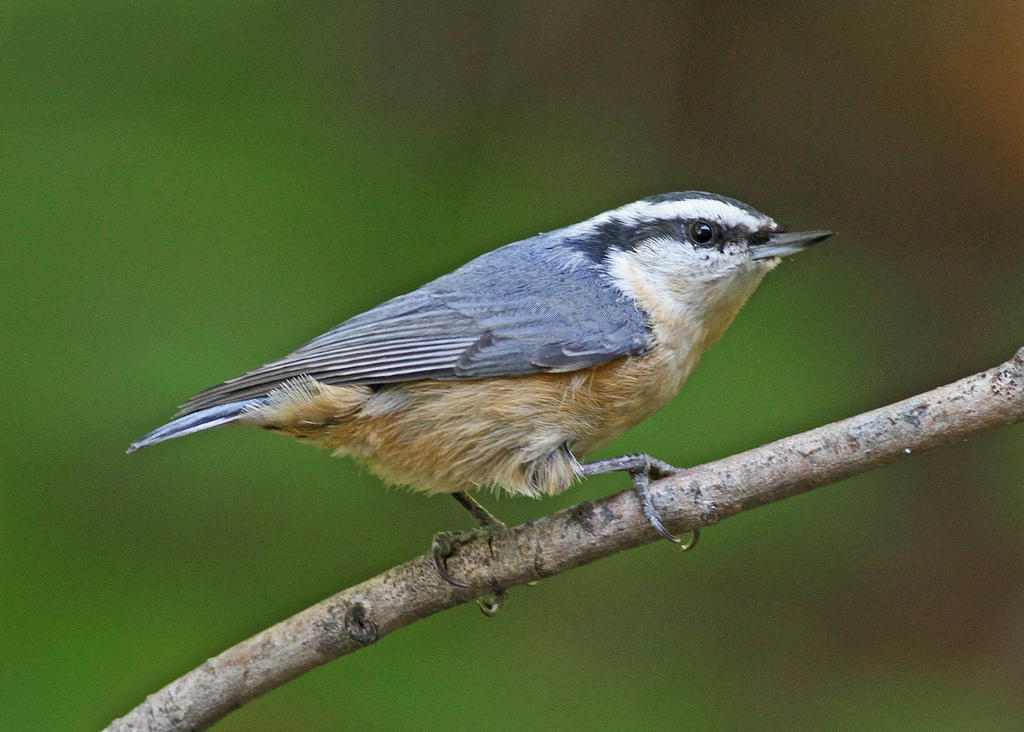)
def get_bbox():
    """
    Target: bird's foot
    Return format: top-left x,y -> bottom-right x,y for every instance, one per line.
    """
580,453 -> 699,550
430,525 -> 506,588
431,492 -> 511,615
